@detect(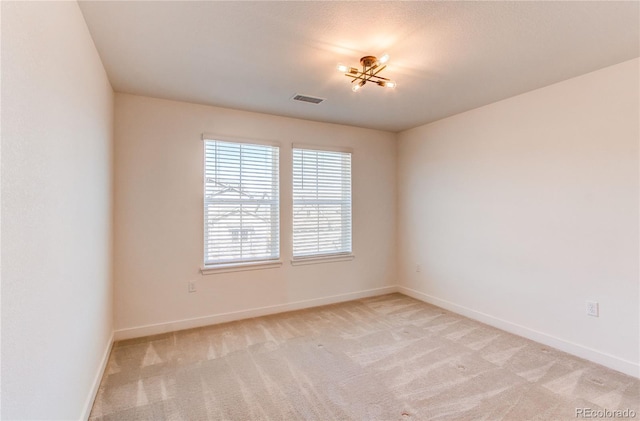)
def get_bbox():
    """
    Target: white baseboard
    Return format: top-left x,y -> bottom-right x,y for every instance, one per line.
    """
398,286 -> 639,378
81,331 -> 114,420
114,286 -> 399,341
